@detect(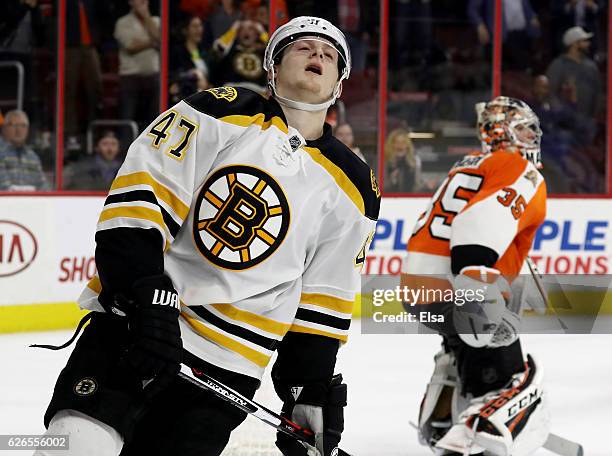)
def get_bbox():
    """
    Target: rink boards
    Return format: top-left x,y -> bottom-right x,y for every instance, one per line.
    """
1,196 -> 611,332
